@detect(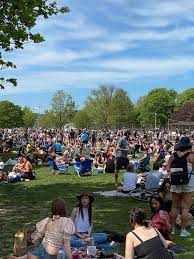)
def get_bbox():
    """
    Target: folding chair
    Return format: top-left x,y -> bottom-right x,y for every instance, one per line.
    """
48,157 -> 69,175
74,158 -> 93,177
